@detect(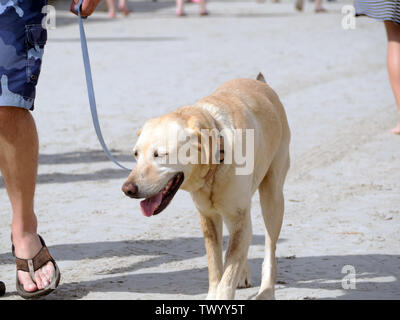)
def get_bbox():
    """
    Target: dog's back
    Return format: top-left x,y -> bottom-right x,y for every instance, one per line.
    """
197,74 -> 290,141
